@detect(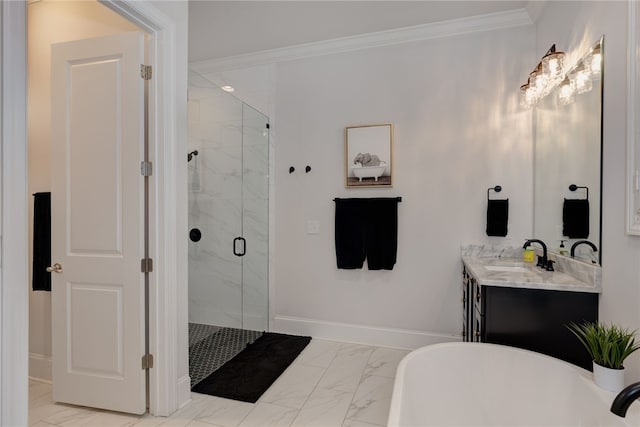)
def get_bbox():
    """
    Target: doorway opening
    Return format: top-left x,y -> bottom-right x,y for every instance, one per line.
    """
27,0 -> 150,415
